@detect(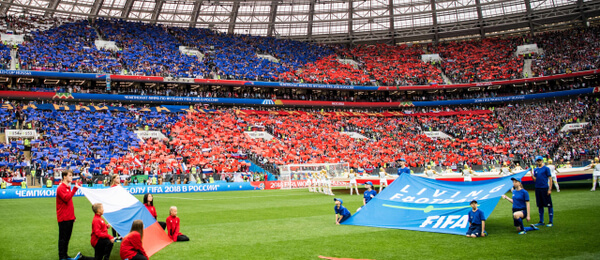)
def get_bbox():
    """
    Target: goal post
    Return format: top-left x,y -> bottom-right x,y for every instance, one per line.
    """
277,163 -> 350,189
